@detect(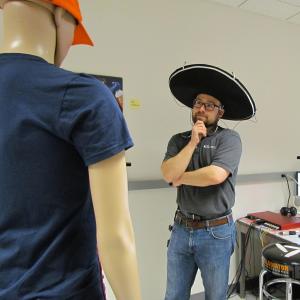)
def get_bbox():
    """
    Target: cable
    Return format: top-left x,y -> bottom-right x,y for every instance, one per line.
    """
232,121 -> 241,130
259,226 -> 273,248
227,222 -> 254,298
285,174 -> 299,186
282,175 -> 291,208
227,220 -> 277,299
